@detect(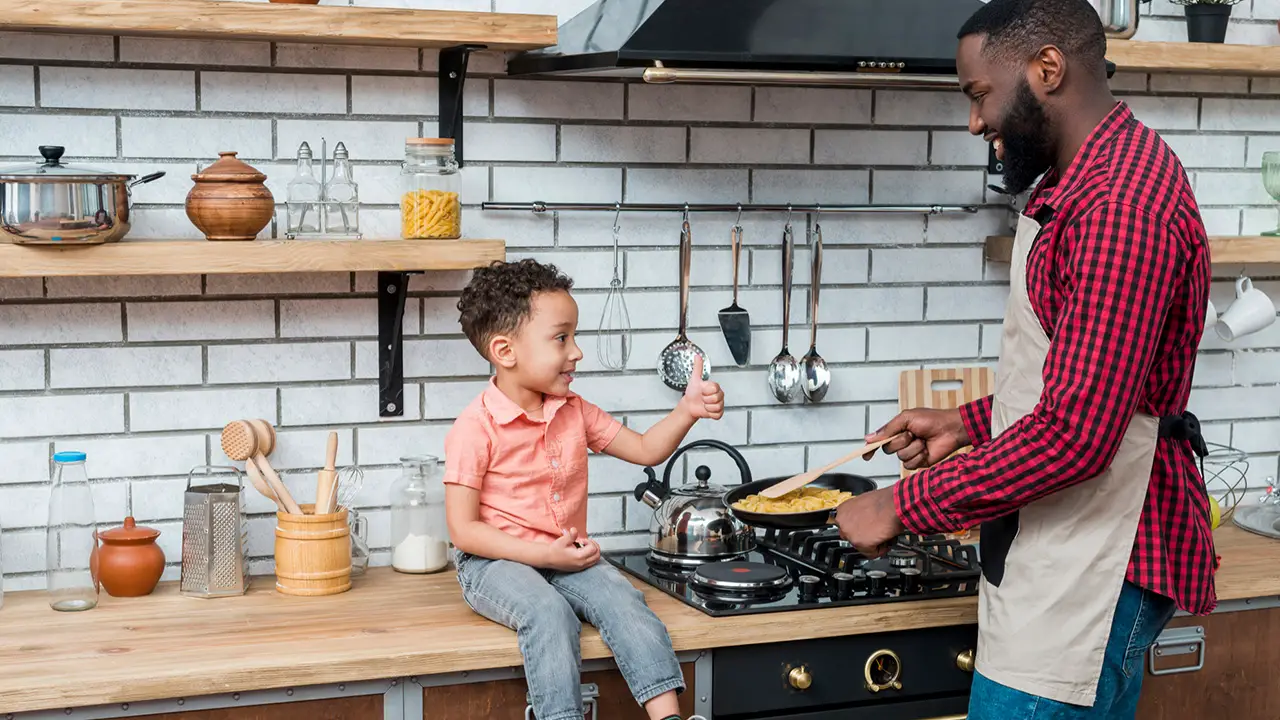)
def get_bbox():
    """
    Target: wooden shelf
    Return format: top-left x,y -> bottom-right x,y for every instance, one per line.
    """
985,235 -> 1280,265
0,0 -> 556,50
0,239 -> 505,278
1108,39 -> 1280,77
